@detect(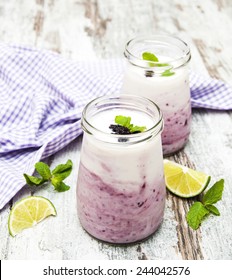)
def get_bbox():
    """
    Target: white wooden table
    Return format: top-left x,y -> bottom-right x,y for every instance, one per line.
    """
0,0 -> 232,260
